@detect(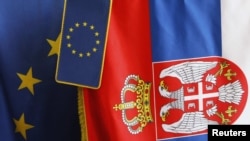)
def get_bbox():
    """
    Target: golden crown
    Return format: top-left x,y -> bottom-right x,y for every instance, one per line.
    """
113,74 -> 153,134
